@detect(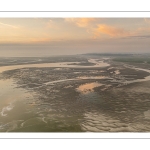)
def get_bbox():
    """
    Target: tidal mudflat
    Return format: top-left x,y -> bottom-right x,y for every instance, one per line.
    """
0,54 -> 150,132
